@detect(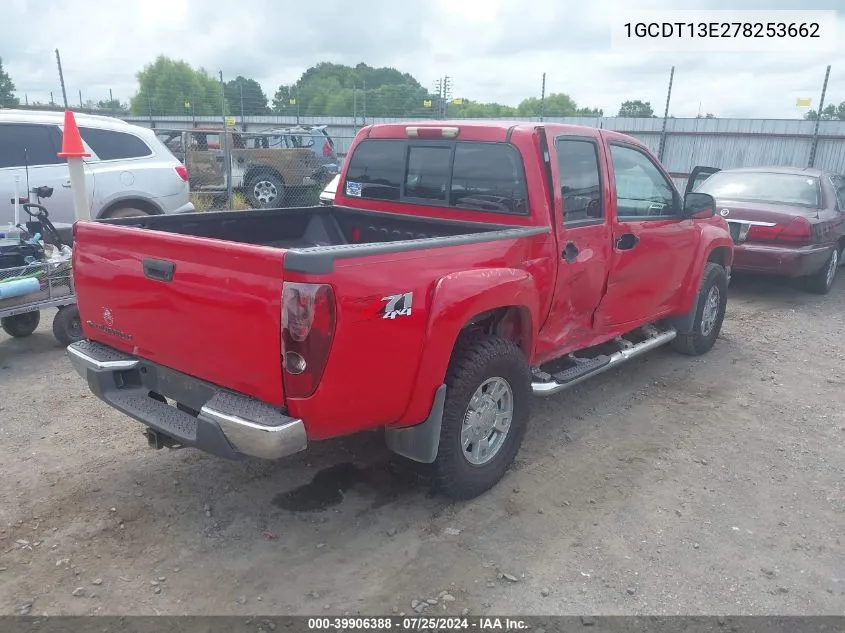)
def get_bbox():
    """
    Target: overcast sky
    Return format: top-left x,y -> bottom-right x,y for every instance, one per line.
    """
3,0 -> 844,118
